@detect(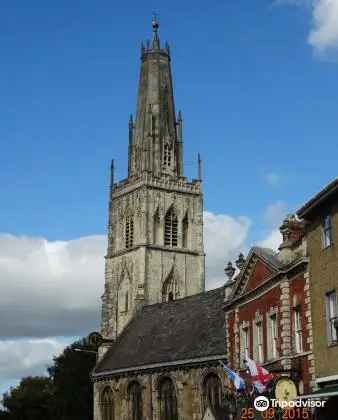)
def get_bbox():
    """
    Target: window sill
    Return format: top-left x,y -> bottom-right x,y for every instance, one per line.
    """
328,342 -> 338,348
120,310 -> 128,314
322,243 -> 334,251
